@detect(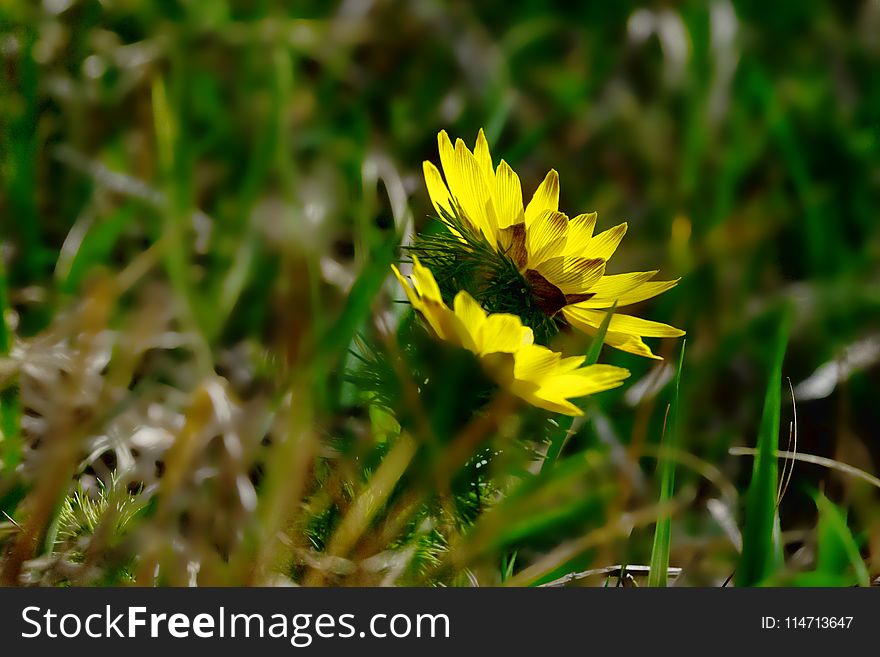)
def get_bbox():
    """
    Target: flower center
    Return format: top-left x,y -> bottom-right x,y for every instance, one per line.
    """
524,269 -> 568,316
